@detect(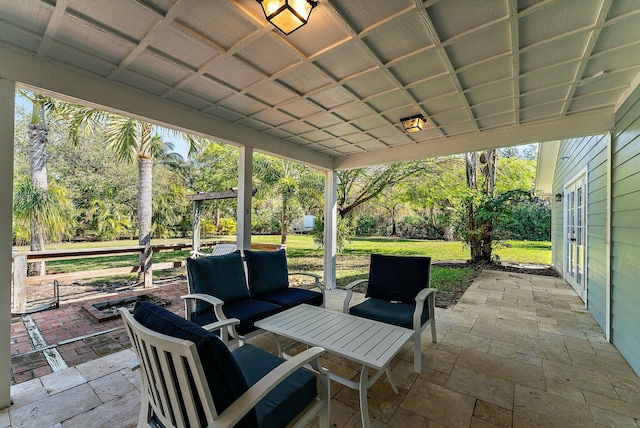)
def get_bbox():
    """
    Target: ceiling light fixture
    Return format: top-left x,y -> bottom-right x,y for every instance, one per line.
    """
400,115 -> 426,133
257,0 -> 318,35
